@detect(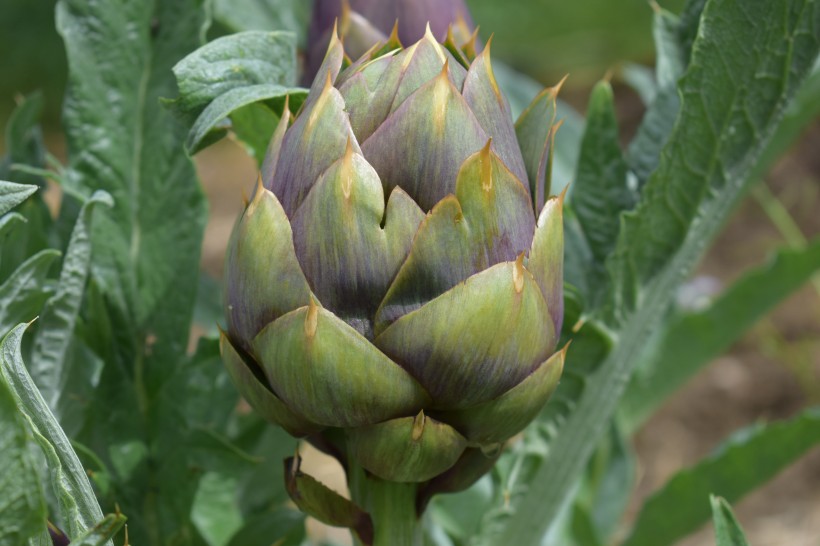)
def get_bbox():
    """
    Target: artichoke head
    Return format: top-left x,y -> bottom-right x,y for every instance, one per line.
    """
221,27 -> 566,487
